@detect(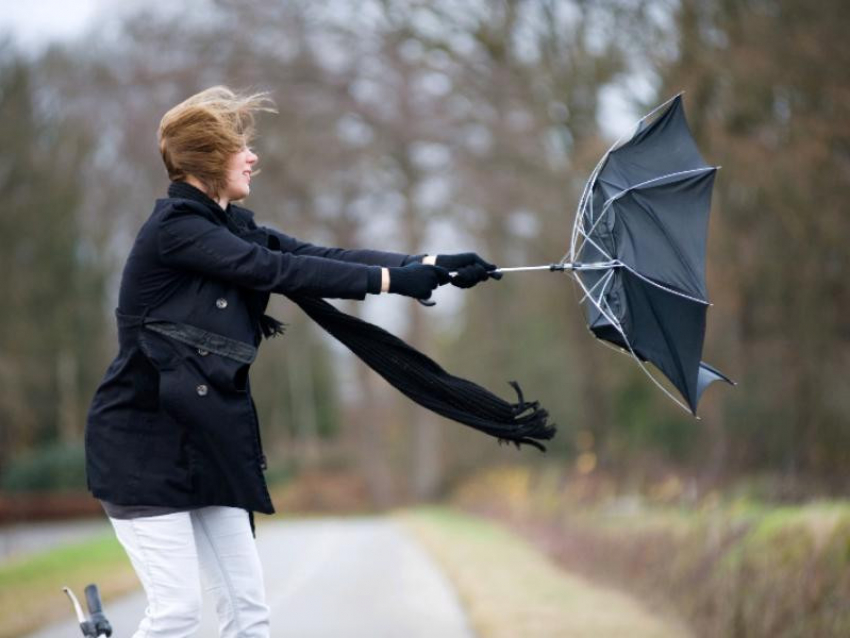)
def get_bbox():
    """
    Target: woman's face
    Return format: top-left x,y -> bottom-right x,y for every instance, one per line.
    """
221,146 -> 259,203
